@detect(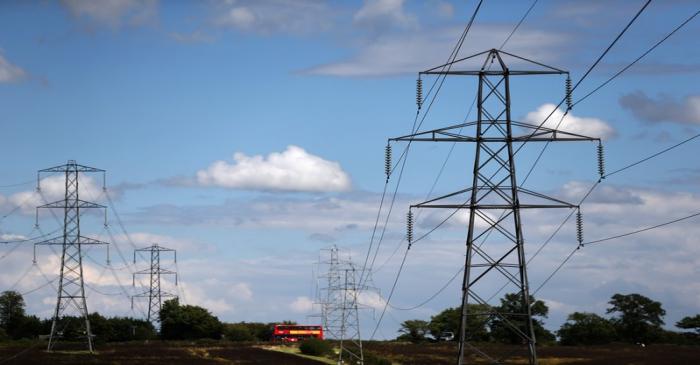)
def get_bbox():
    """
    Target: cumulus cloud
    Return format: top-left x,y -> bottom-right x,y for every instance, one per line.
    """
523,103 -> 616,140
6,174 -> 106,215
353,0 -> 417,29
0,53 -> 26,83
60,0 -> 158,28
305,24 -> 569,77
130,193 -> 398,233
213,0 -> 333,35
619,91 -> 700,125
195,145 -> 352,192
290,296 -> 314,313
